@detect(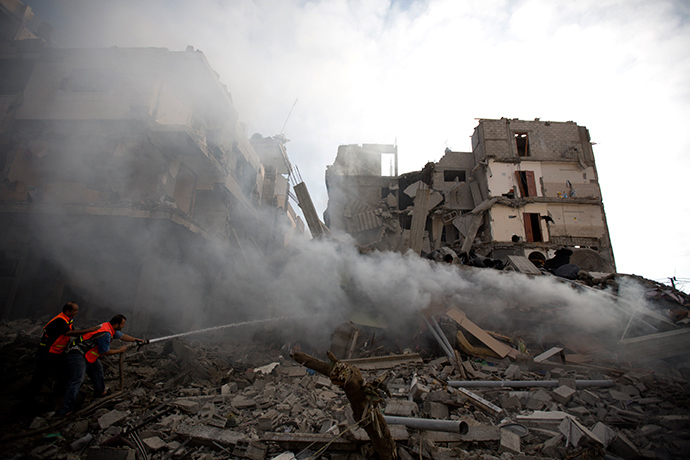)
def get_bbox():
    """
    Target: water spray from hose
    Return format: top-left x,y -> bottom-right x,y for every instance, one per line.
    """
147,314 -> 321,344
